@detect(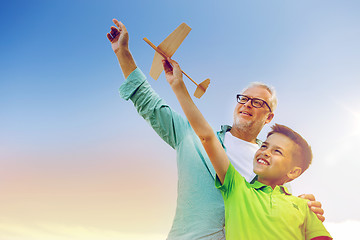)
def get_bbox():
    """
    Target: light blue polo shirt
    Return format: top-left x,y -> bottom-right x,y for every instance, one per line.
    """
120,68 -> 227,239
